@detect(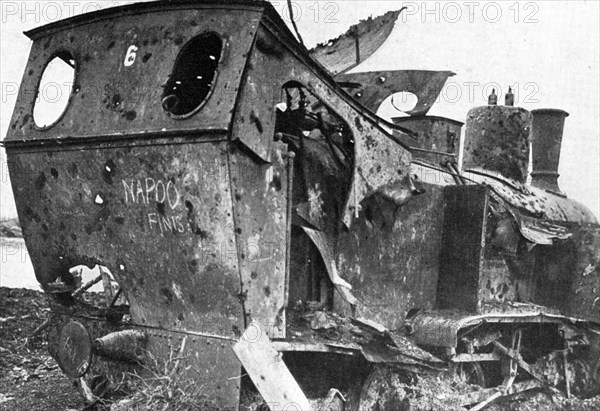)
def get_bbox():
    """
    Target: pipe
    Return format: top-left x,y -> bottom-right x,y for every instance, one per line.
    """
530,108 -> 569,193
